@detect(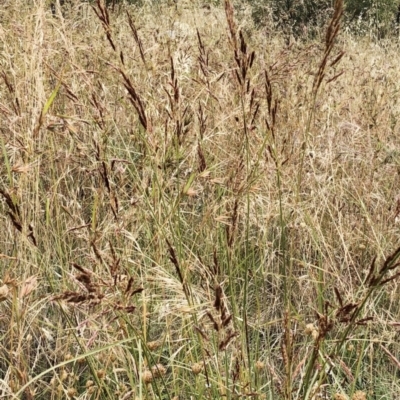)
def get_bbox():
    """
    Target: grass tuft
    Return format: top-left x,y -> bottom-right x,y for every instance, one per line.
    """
1,0 -> 400,399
